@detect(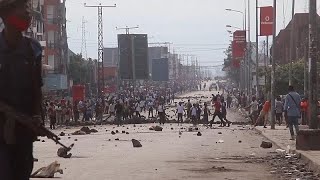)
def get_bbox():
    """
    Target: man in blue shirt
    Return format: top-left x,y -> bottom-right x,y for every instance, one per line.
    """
0,0 -> 44,179
284,86 -> 301,140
